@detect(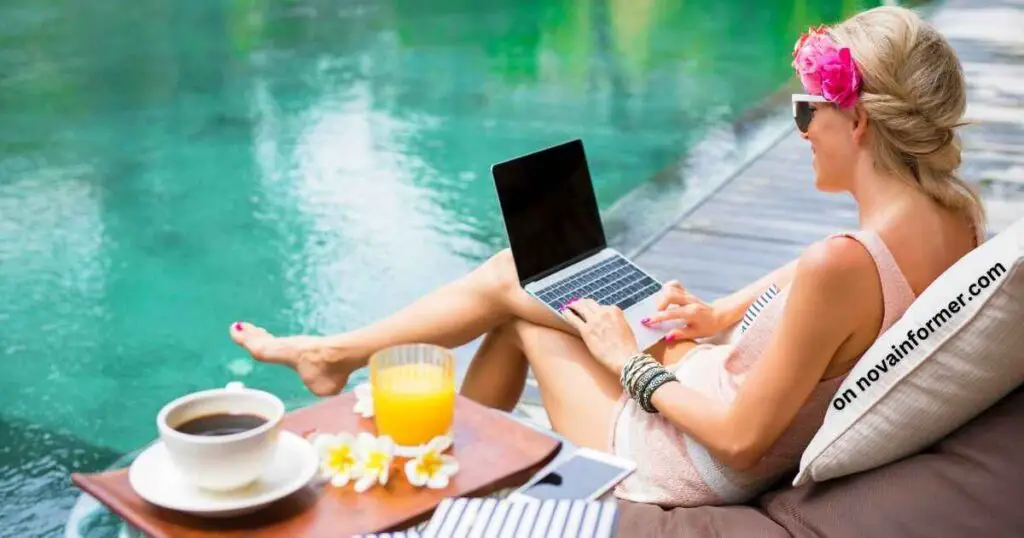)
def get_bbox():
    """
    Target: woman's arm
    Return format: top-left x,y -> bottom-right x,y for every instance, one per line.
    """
645,259 -> 800,340
650,238 -> 875,469
711,259 -> 799,329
